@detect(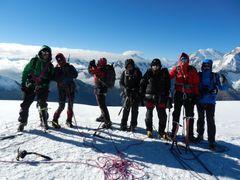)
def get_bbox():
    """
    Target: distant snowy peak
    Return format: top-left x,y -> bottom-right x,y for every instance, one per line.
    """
0,75 -> 19,90
189,48 -> 224,70
219,47 -> 240,72
192,48 -> 224,60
